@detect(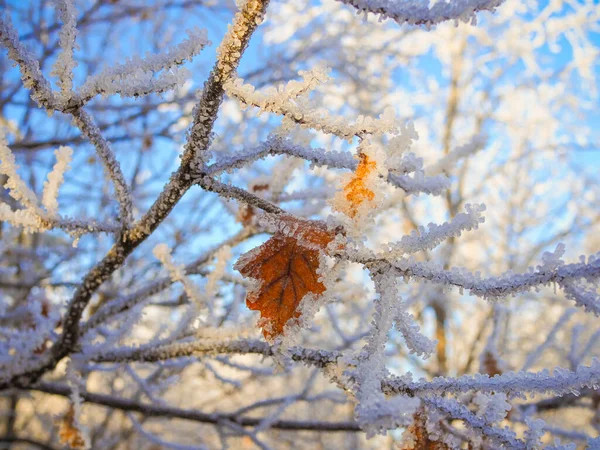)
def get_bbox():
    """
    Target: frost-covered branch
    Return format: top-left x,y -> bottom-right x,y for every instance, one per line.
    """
349,269 -> 422,437
208,136 -> 450,196
1,13 -> 134,227
426,134 -> 486,175
336,0 -> 506,27
41,146 -> 72,216
382,203 -> 486,257
78,27 -> 210,101
225,75 -> 399,141
423,396 -> 526,449
351,246 -> 600,311
70,109 -> 133,227
84,339 -> 340,368
30,382 -> 362,432
385,358 -> 600,399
